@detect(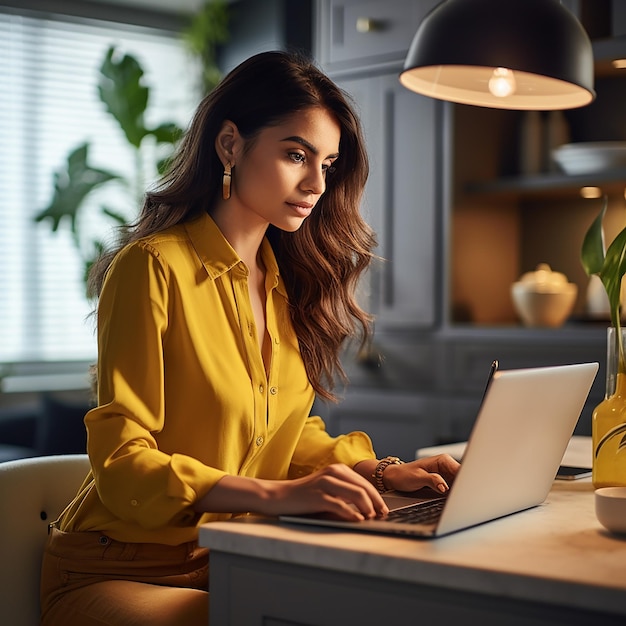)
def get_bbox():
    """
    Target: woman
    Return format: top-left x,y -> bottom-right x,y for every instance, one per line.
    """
40,50 -> 459,626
